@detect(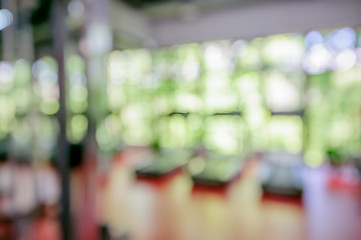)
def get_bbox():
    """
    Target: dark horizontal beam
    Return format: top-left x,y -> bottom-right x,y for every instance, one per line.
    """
213,111 -> 242,116
165,111 -> 244,117
270,110 -> 304,117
